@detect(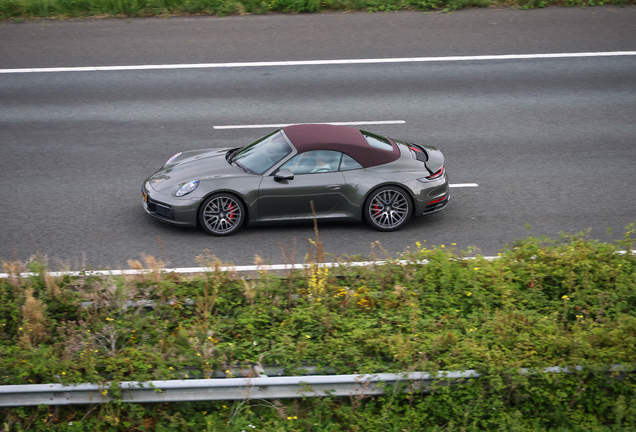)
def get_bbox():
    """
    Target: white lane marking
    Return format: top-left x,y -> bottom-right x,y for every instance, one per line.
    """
3,250 -> 634,278
0,258 -> 491,278
2,51 -> 635,74
449,183 -> 479,188
214,120 -> 406,129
